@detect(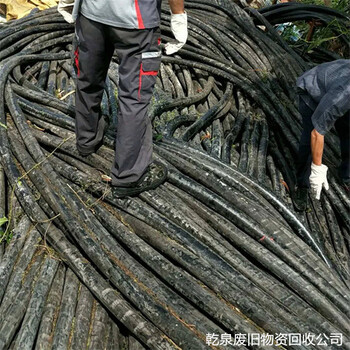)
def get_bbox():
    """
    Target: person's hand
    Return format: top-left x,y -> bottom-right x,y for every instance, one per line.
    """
58,0 -> 74,24
309,163 -> 329,200
164,12 -> 188,55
